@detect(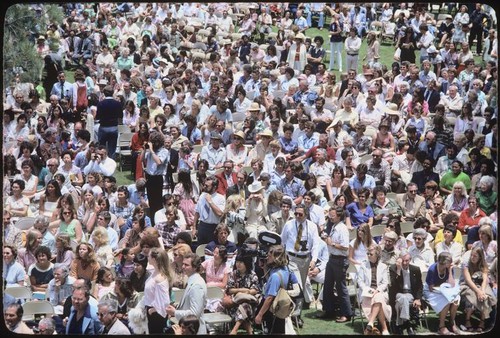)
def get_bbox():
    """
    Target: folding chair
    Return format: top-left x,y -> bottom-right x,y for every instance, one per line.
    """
5,286 -> 33,301
14,217 -> 35,230
22,300 -> 55,321
116,132 -> 133,171
201,287 -> 233,333
195,244 -> 207,260
347,264 -> 365,331
370,225 -> 387,238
